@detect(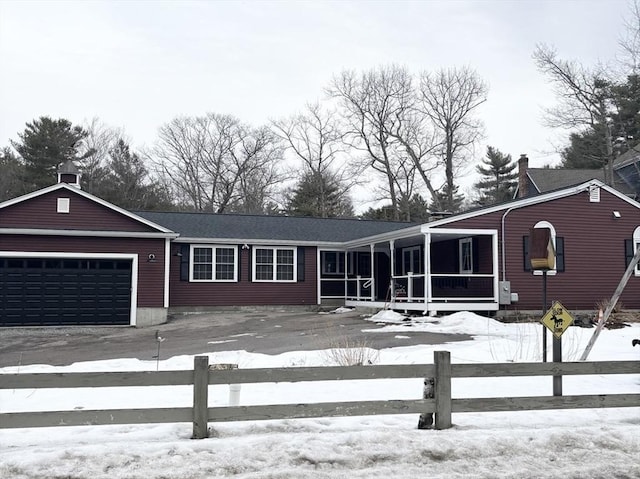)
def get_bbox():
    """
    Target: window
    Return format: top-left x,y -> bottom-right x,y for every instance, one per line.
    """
459,238 -> 473,274
57,198 -> 70,213
190,245 -> 237,282
402,246 -> 422,275
629,226 -> 640,276
321,251 -> 344,275
253,247 -> 296,282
